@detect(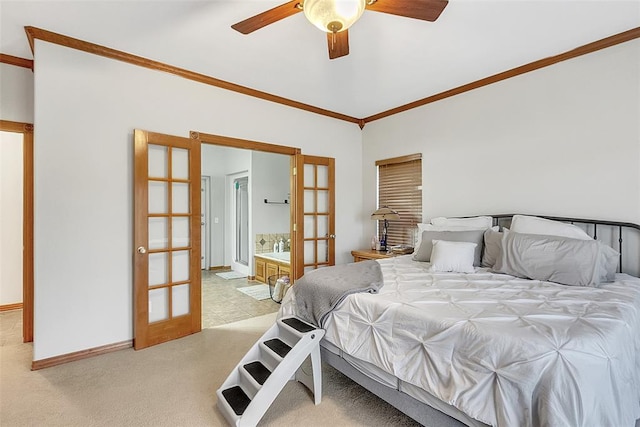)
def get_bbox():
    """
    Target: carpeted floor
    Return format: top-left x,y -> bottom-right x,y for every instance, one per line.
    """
0,311 -> 421,426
